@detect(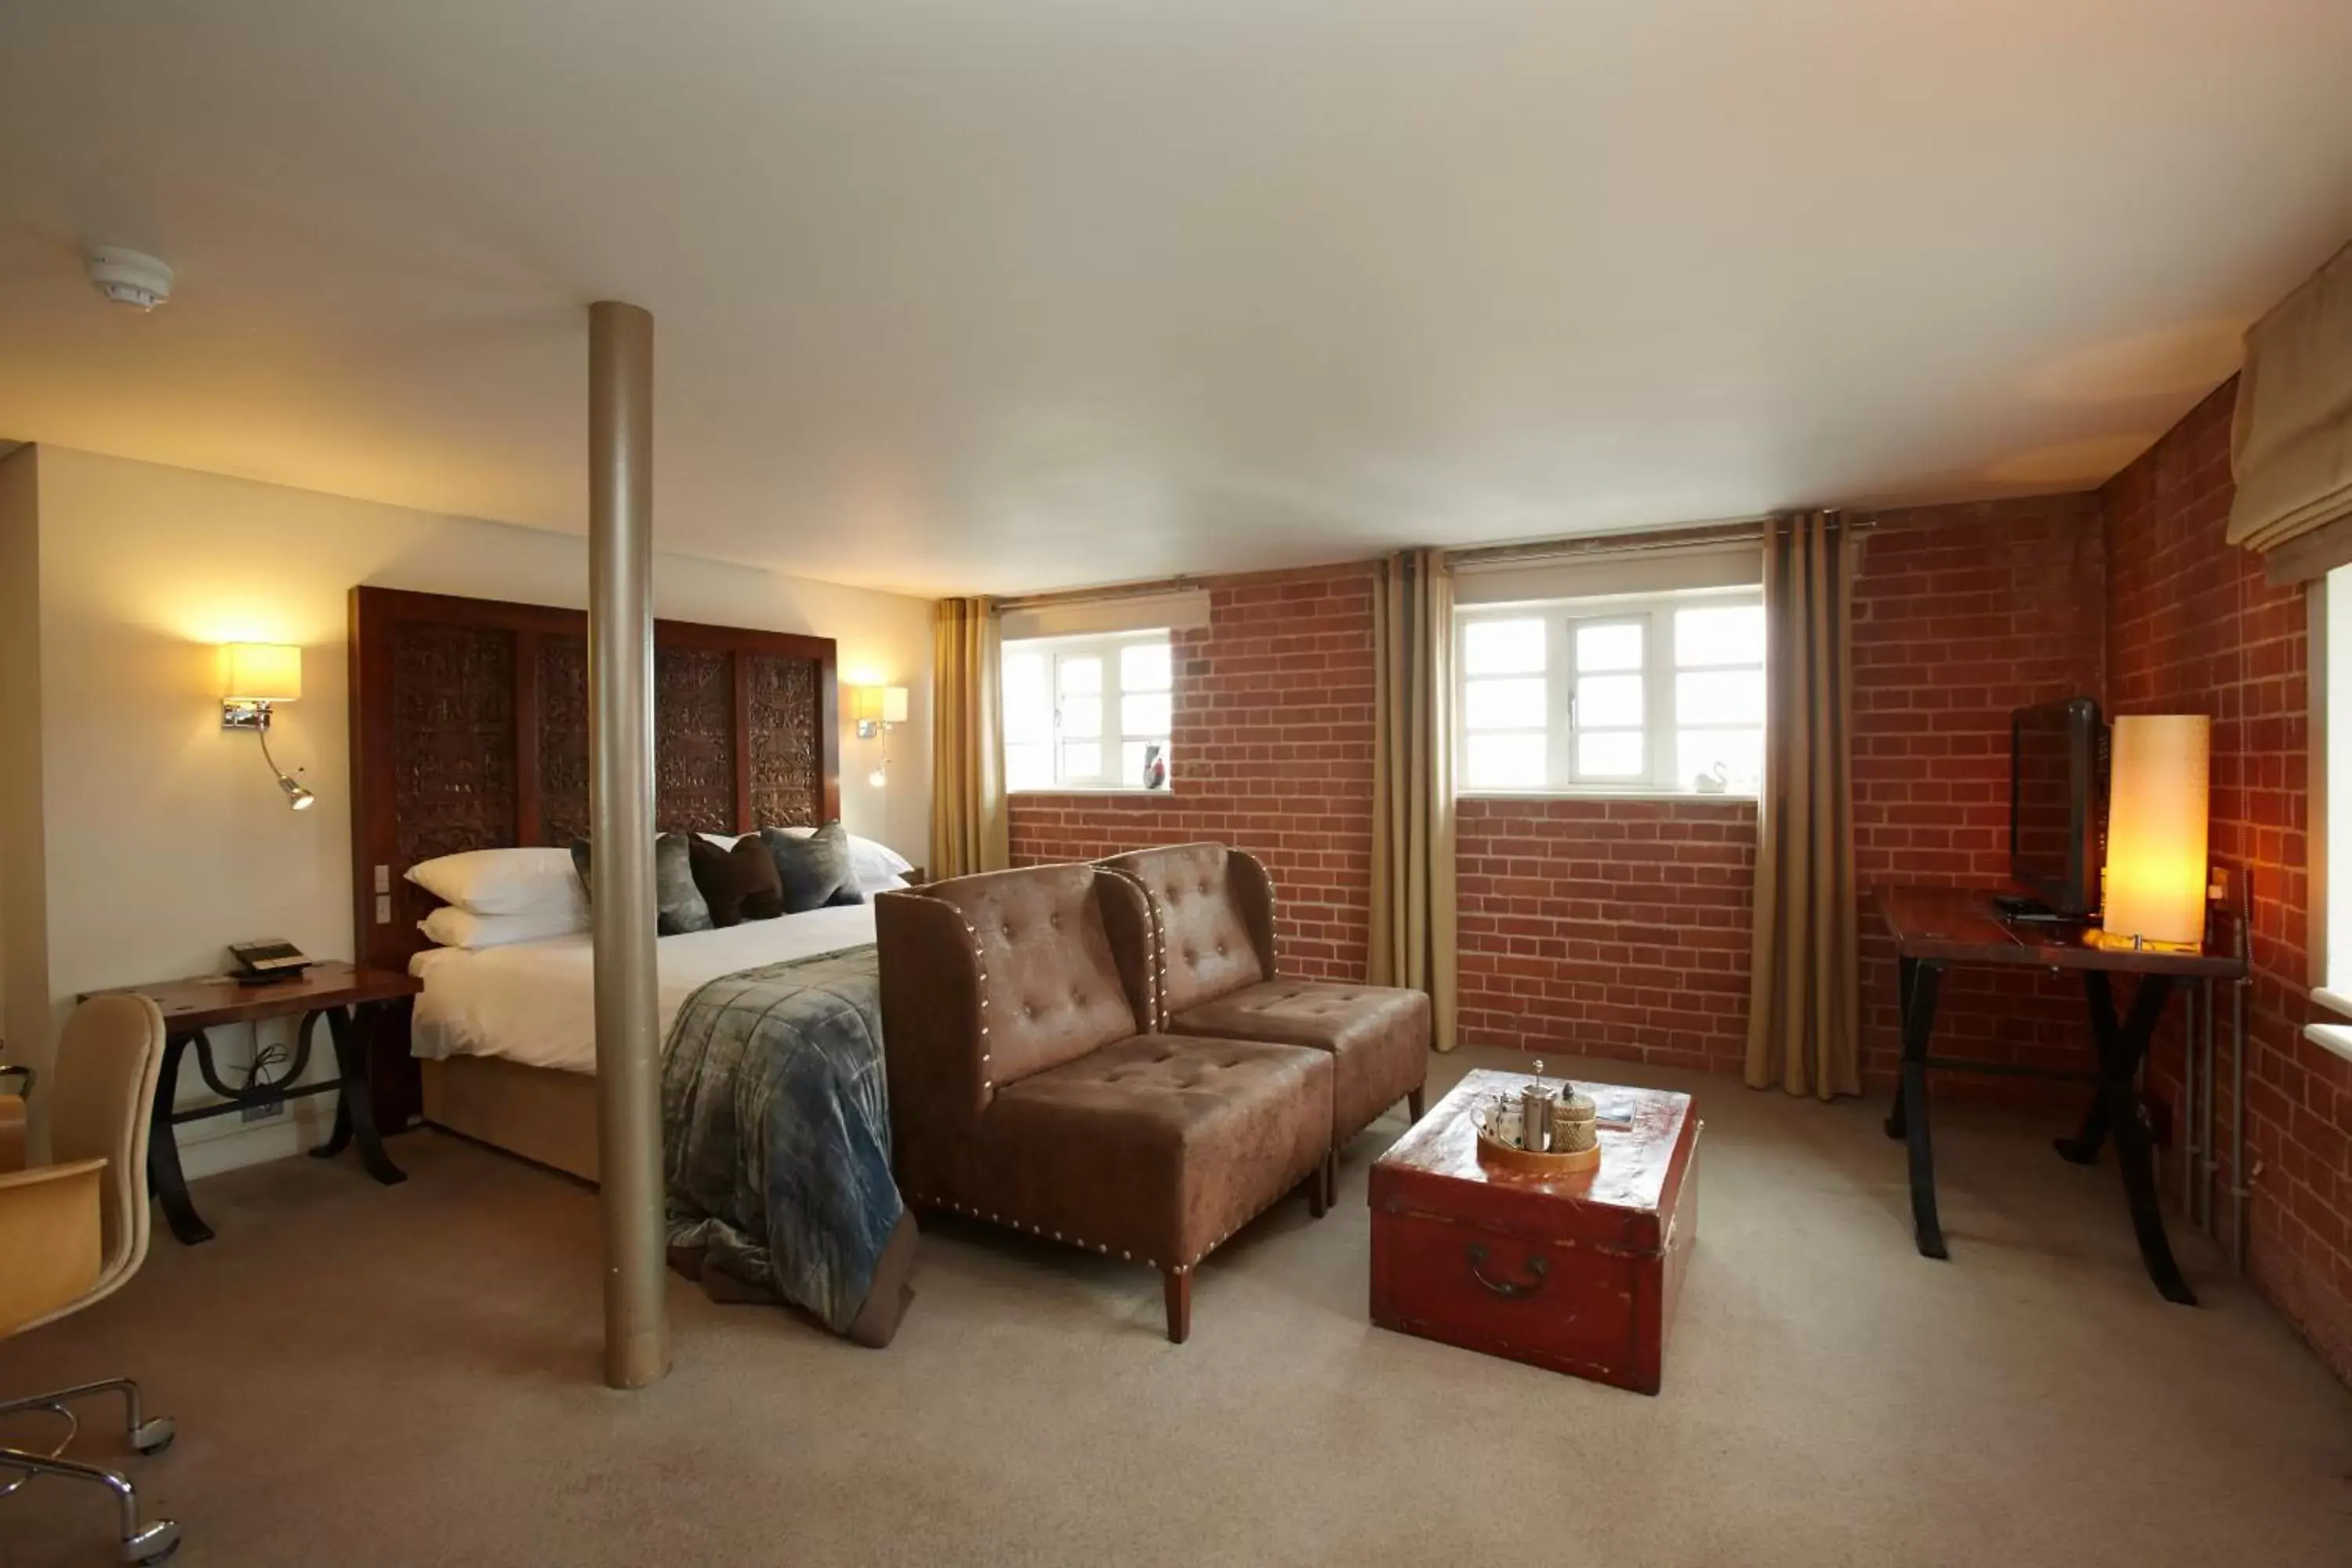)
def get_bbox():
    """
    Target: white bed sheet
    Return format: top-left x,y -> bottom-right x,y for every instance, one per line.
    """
408,903 -> 881,1073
